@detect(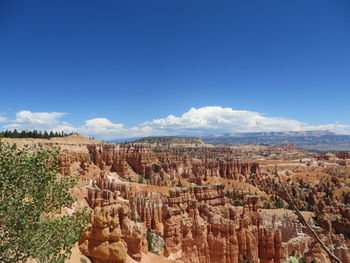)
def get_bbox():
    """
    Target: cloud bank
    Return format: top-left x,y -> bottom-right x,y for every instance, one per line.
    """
4,111 -> 67,131
1,106 -> 349,139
